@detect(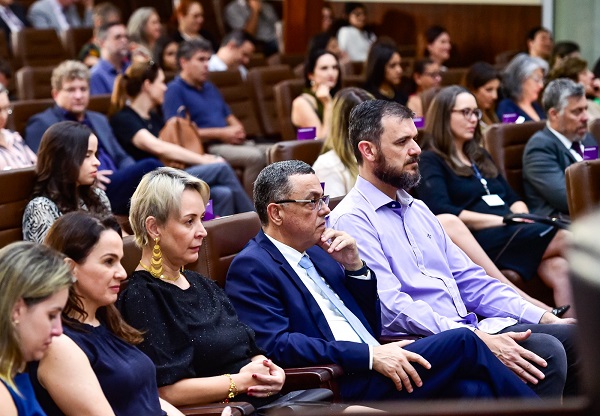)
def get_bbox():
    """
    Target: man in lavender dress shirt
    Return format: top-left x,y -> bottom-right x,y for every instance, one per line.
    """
329,100 -> 579,398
